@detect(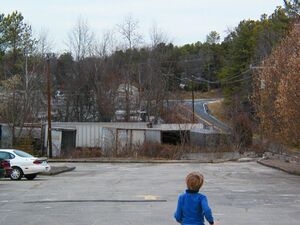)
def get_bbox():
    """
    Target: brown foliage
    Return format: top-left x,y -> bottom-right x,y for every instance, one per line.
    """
161,105 -> 193,123
114,142 -> 185,159
62,147 -> 102,158
233,113 -> 253,147
253,23 -> 300,146
137,142 -> 184,159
